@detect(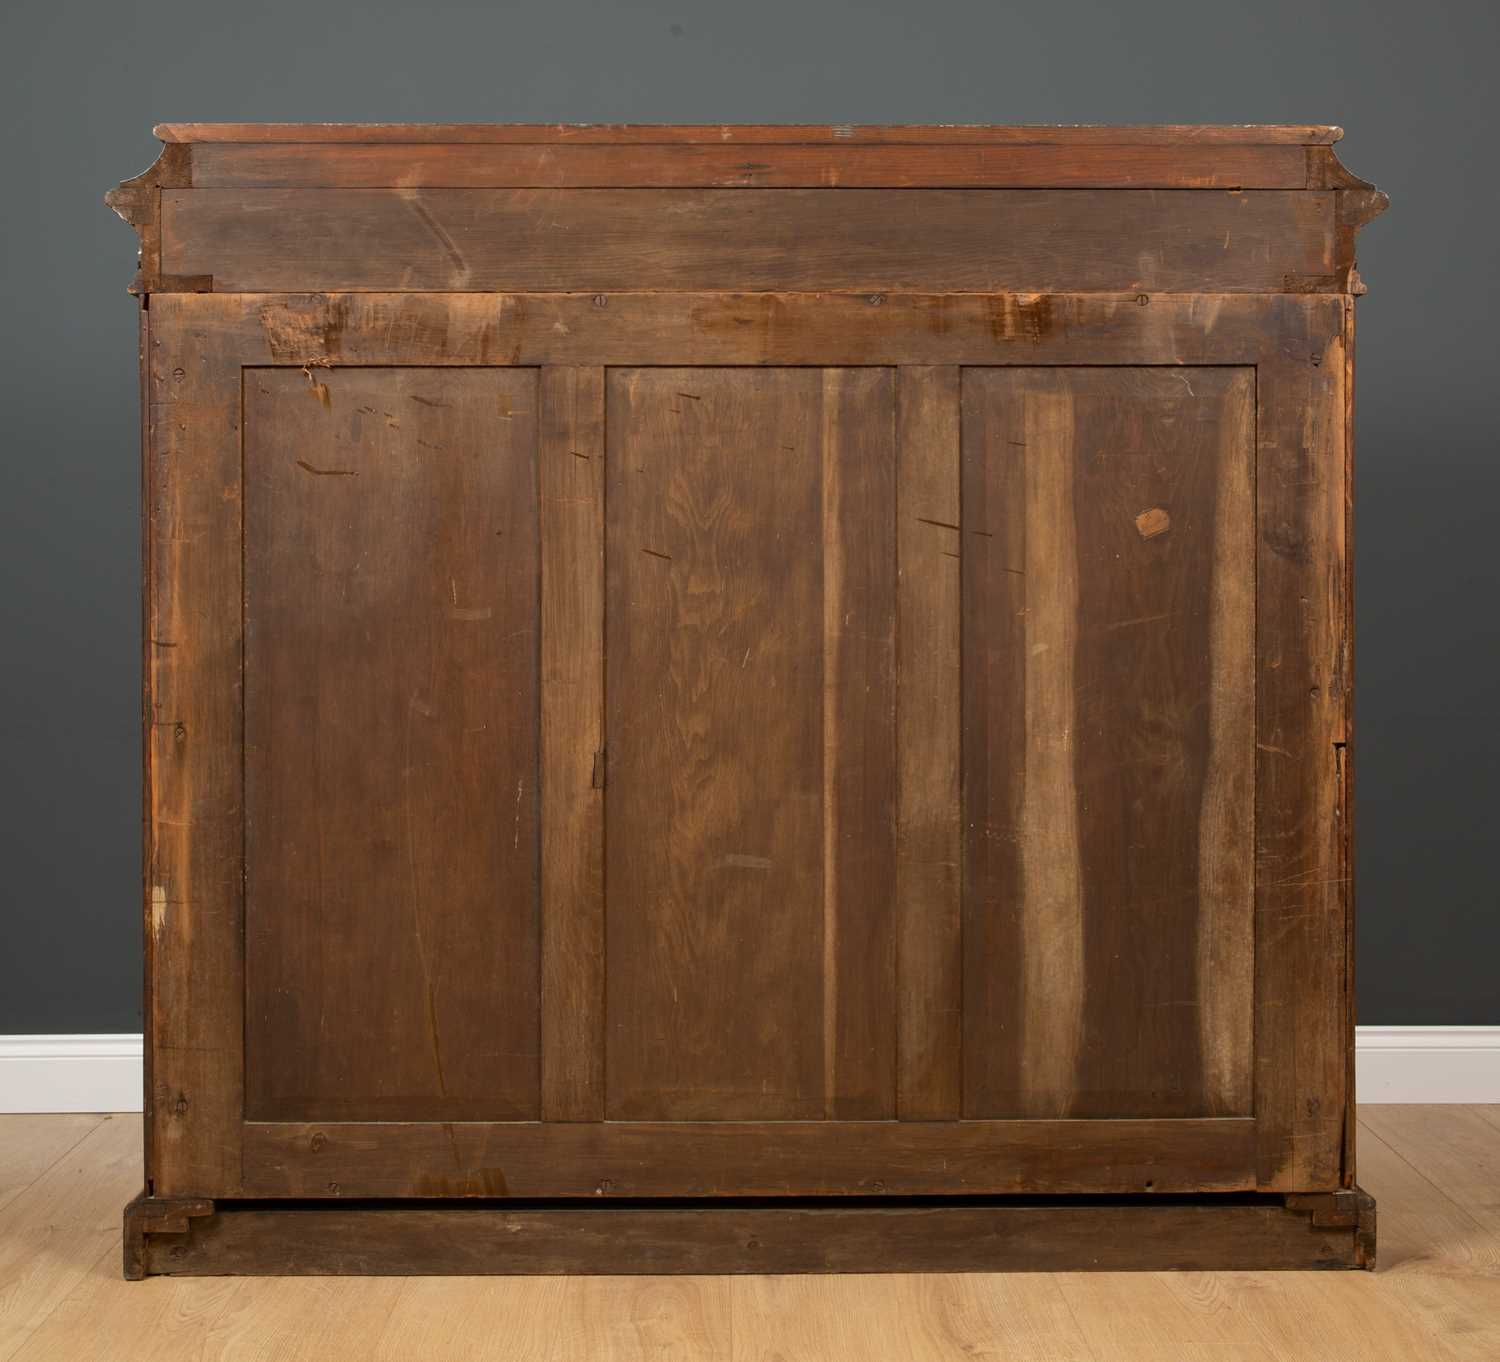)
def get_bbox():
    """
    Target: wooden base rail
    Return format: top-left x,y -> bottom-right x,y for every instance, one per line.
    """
124,1189 -> 1376,1278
